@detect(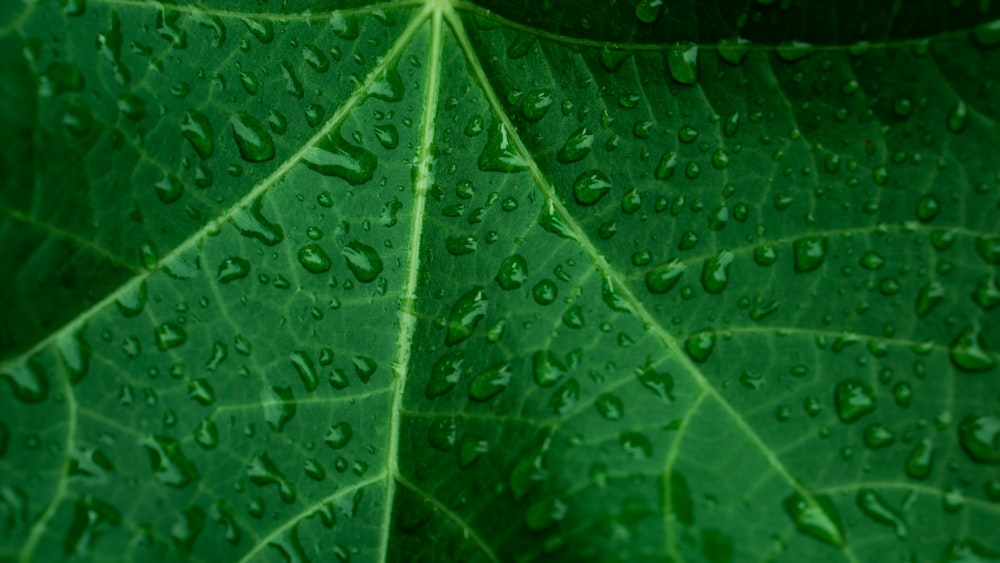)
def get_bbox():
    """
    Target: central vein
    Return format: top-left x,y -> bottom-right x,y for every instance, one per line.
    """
377,3 -> 445,562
